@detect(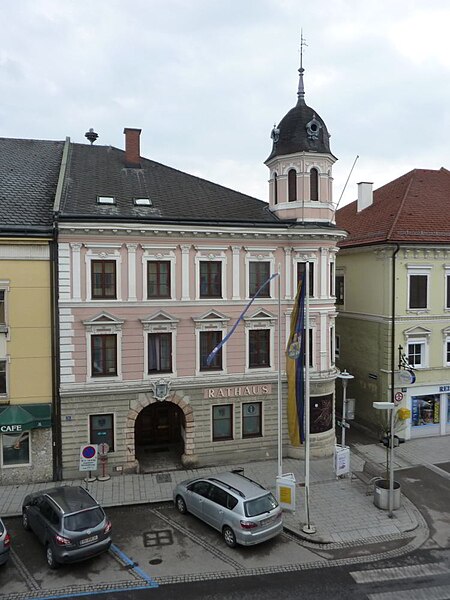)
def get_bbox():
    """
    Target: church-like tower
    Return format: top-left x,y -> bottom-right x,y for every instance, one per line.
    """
265,52 -> 336,224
